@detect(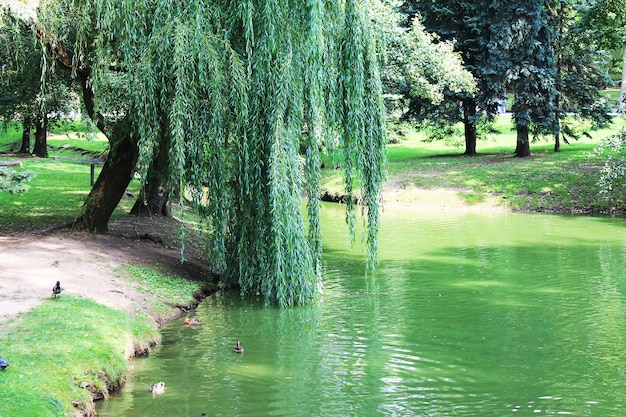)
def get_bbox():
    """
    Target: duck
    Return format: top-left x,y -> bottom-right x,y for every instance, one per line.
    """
0,357 -> 8,370
233,340 -> 244,354
150,381 -> 165,394
52,281 -> 62,298
183,317 -> 202,325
